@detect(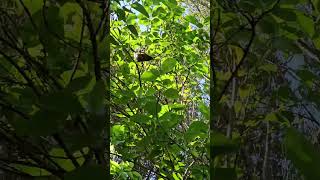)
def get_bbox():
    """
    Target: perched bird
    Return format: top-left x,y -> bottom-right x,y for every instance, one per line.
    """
134,48 -> 153,62
137,53 -> 153,62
